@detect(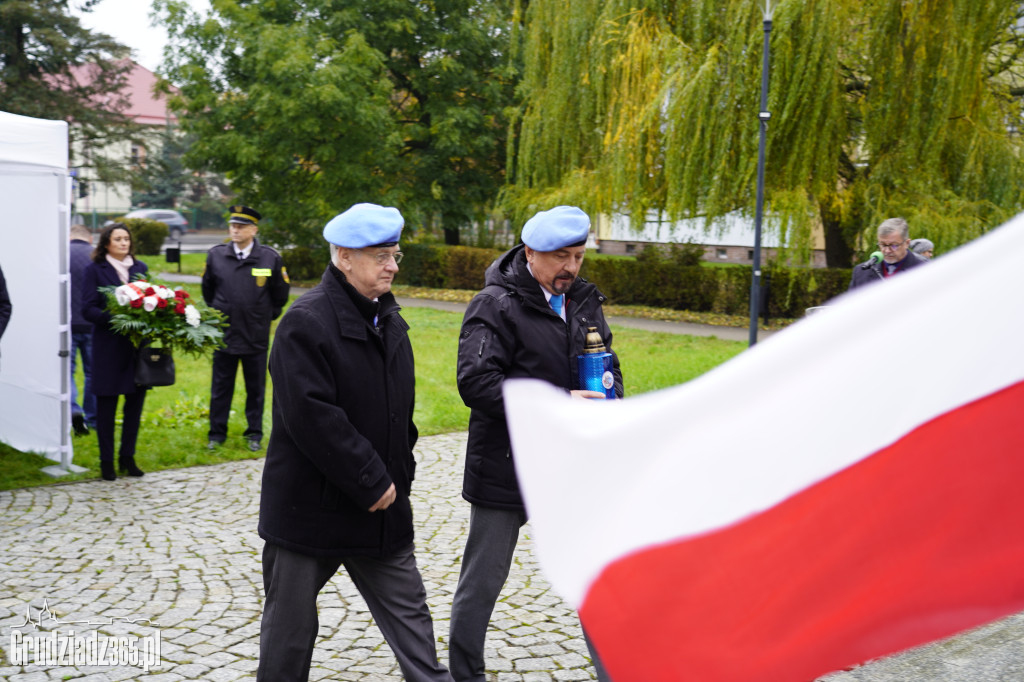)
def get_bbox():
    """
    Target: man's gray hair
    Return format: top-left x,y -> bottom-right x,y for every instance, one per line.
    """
69,223 -> 92,240
876,217 -> 909,240
329,242 -> 347,268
